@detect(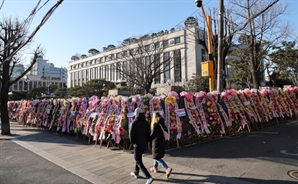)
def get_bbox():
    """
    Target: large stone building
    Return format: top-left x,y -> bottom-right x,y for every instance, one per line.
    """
67,25 -> 206,94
